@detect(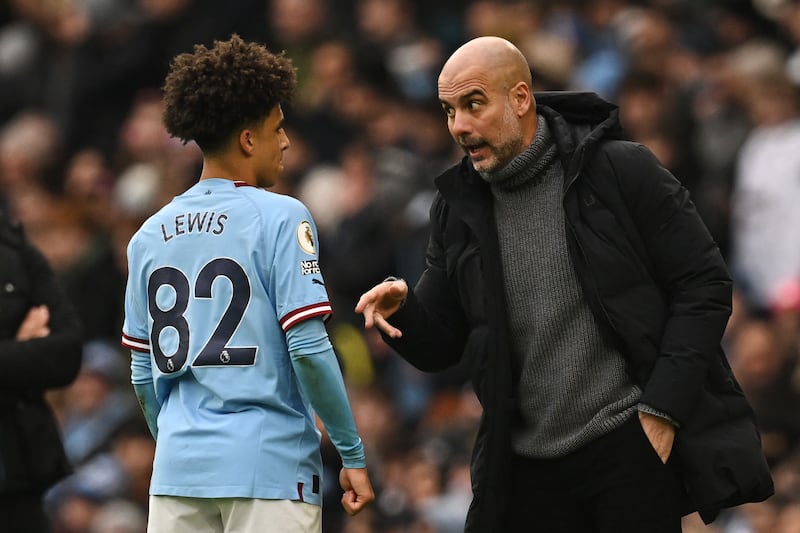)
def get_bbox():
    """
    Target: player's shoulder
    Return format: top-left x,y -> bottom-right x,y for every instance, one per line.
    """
243,188 -> 311,219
